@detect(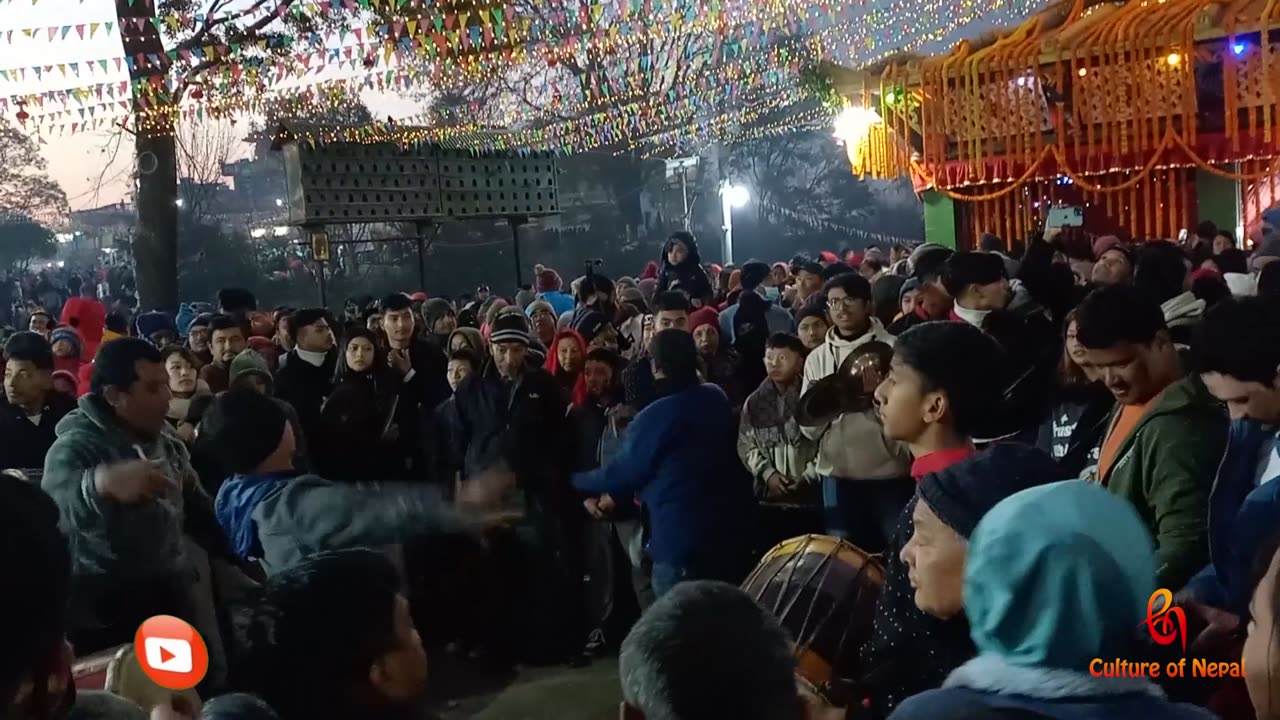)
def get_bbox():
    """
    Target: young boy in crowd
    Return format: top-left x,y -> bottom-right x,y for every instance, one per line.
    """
794,305 -> 829,353
204,388 -> 504,573
738,333 -> 818,502
859,320 -> 1017,716
49,327 -> 82,376
447,349 -> 479,392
